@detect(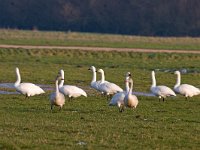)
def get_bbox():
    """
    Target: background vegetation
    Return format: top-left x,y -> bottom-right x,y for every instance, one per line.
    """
0,0 -> 200,36
1,29 -> 200,50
